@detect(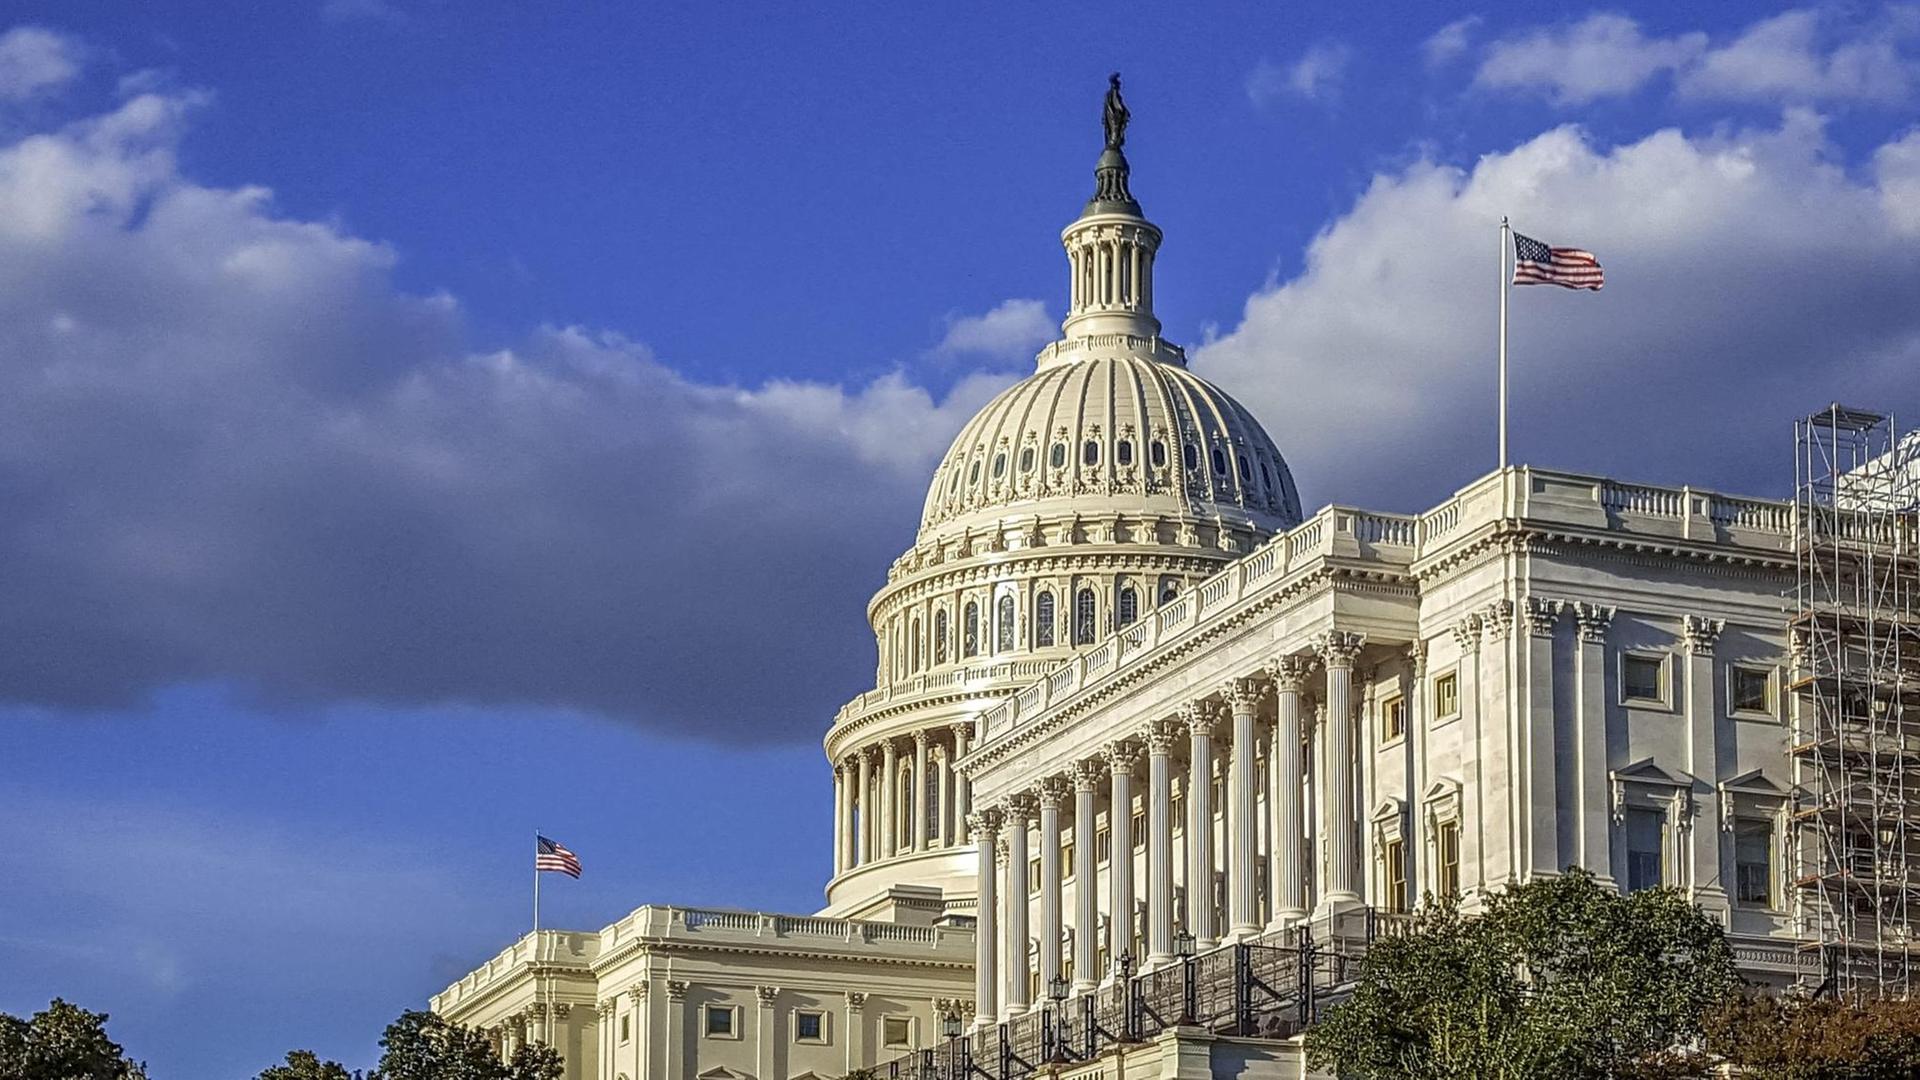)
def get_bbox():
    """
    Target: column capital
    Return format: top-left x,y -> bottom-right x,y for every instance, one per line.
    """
1406,640 -> 1429,676
967,806 -> 1004,840
1218,676 -> 1268,710
881,738 -> 901,760
1264,653 -> 1315,693
913,729 -> 933,748
1069,757 -> 1108,791
1177,699 -> 1224,737
949,720 -> 976,743
1682,615 -> 1725,656
554,1003 -> 572,1020
666,980 -> 690,1003
756,985 -> 780,1007
1482,599 -> 1515,642
845,990 -> 867,1011
1523,597 -> 1563,637
1034,776 -> 1071,809
1102,739 -> 1144,774
1572,601 -> 1616,643
1001,792 -> 1038,824
1313,630 -> 1366,668
627,983 -> 648,1004
1143,717 -> 1183,753
1451,612 -> 1483,651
